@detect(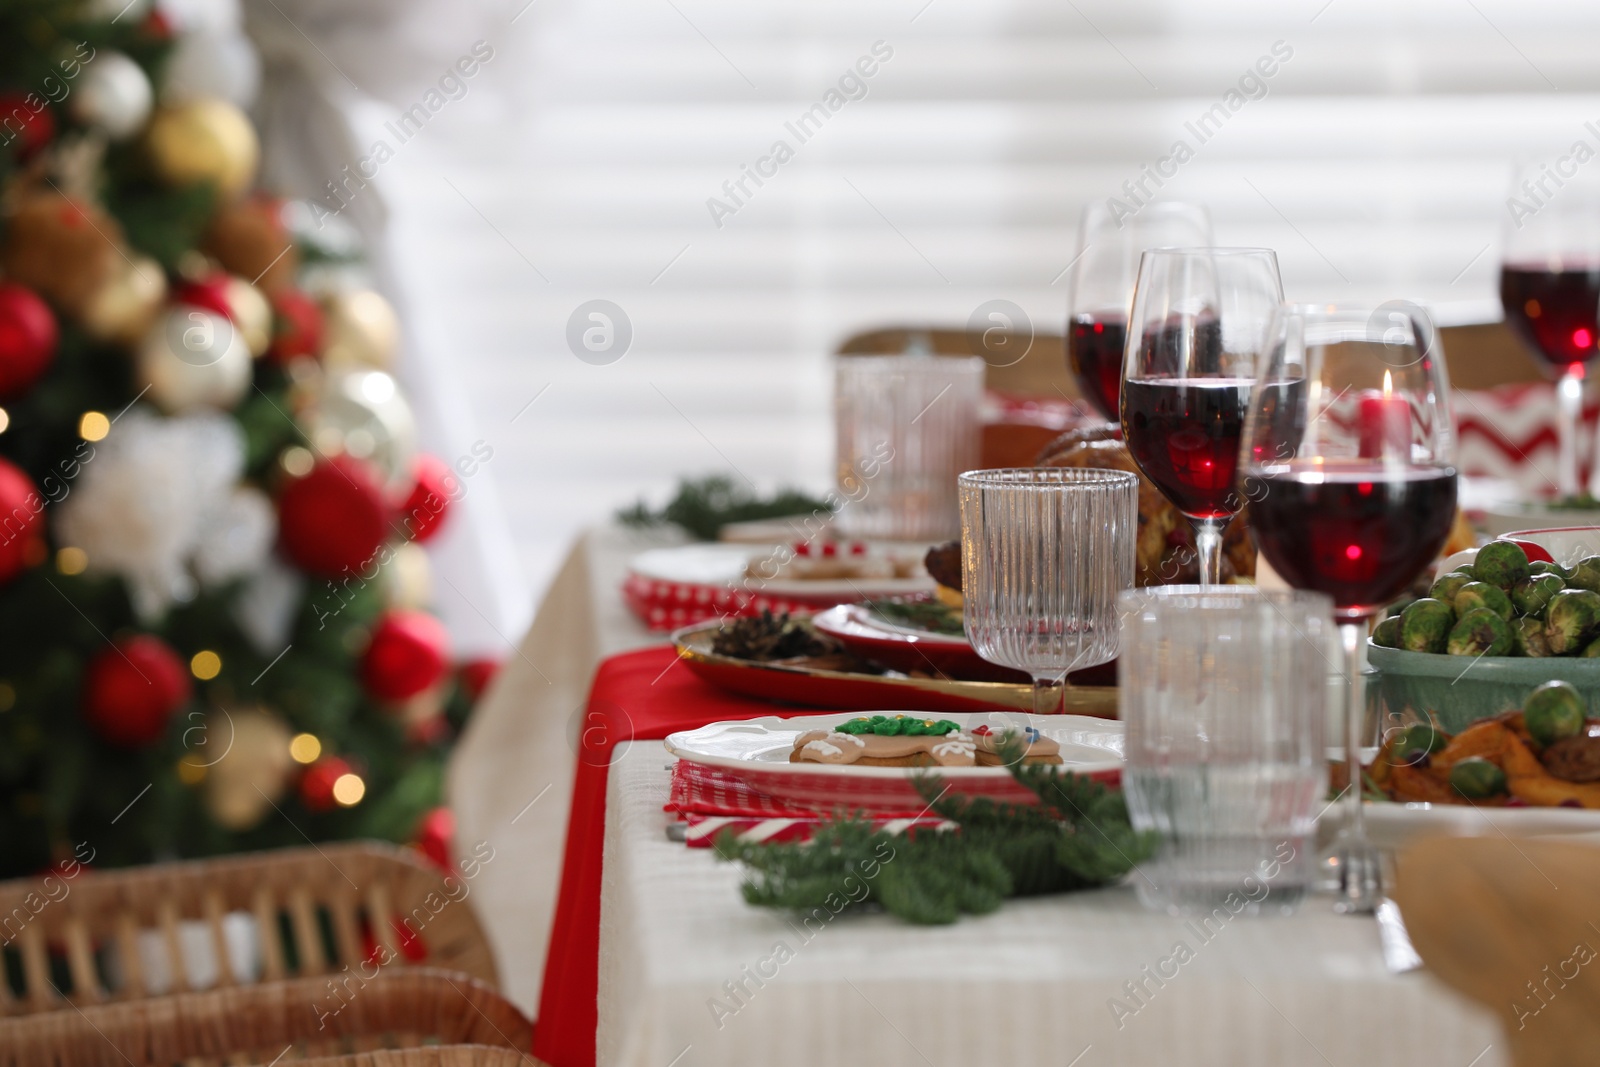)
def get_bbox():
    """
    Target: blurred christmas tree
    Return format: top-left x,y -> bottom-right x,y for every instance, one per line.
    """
0,0 -> 490,876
